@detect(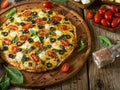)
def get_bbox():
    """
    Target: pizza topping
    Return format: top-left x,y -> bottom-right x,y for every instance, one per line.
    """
38,25 -> 44,29
36,18 -> 46,25
1,32 -> 8,36
48,10 -> 53,15
22,23 -> 32,30
20,22 -> 25,26
28,38 -> 34,43
3,38 -> 12,45
66,35 -> 71,39
22,10 -> 32,17
61,63 -> 70,73
8,54 -> 16,59
23,46 -> 35,54
58,25 -> 69,30
11,46 -> 18,54
8,25 -> 18,30
60,39 -> 69,46
12,35 -> 18,43
42,17 -> 47,21
50,27 -> 56,31
2,46 -> 8,51
46,63 -> 53,68
28,62 -> 33,67
38,30 -> 47,37
33,41 -> 42,48
30,53 -> 39,62
9,17 -> 14,22
0,27 -> 3,30
16,42 -> 23,46
50,38 -> 56,43
52,16 -> 62,22
21,55 -> 28,64
35,49 -> 42,54
46,51 -> 57,58
19,35 -> 27,41
32,11 -> 38,16
59,50 -> 65,55
18,48 -> 22,52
